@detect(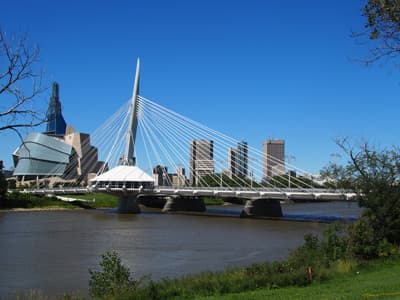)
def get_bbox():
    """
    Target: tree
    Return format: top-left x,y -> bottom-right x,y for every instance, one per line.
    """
89,251 -> 141,298
269,174 -> 323,189
198,173 -> 263,188
0,28 -> 46,137
322,139 -> 400,257
357,0 -> 400,65
0,171 -> 7,202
